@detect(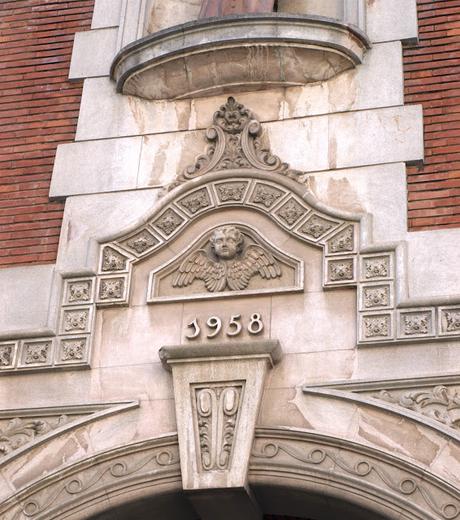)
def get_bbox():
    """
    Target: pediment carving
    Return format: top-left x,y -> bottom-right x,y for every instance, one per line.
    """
169,97 -> 302,191
148,223 -> 303,302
